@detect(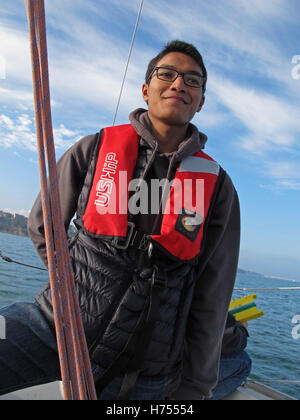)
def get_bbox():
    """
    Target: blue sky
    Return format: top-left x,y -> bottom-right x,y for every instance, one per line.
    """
0,0 -> 299,279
